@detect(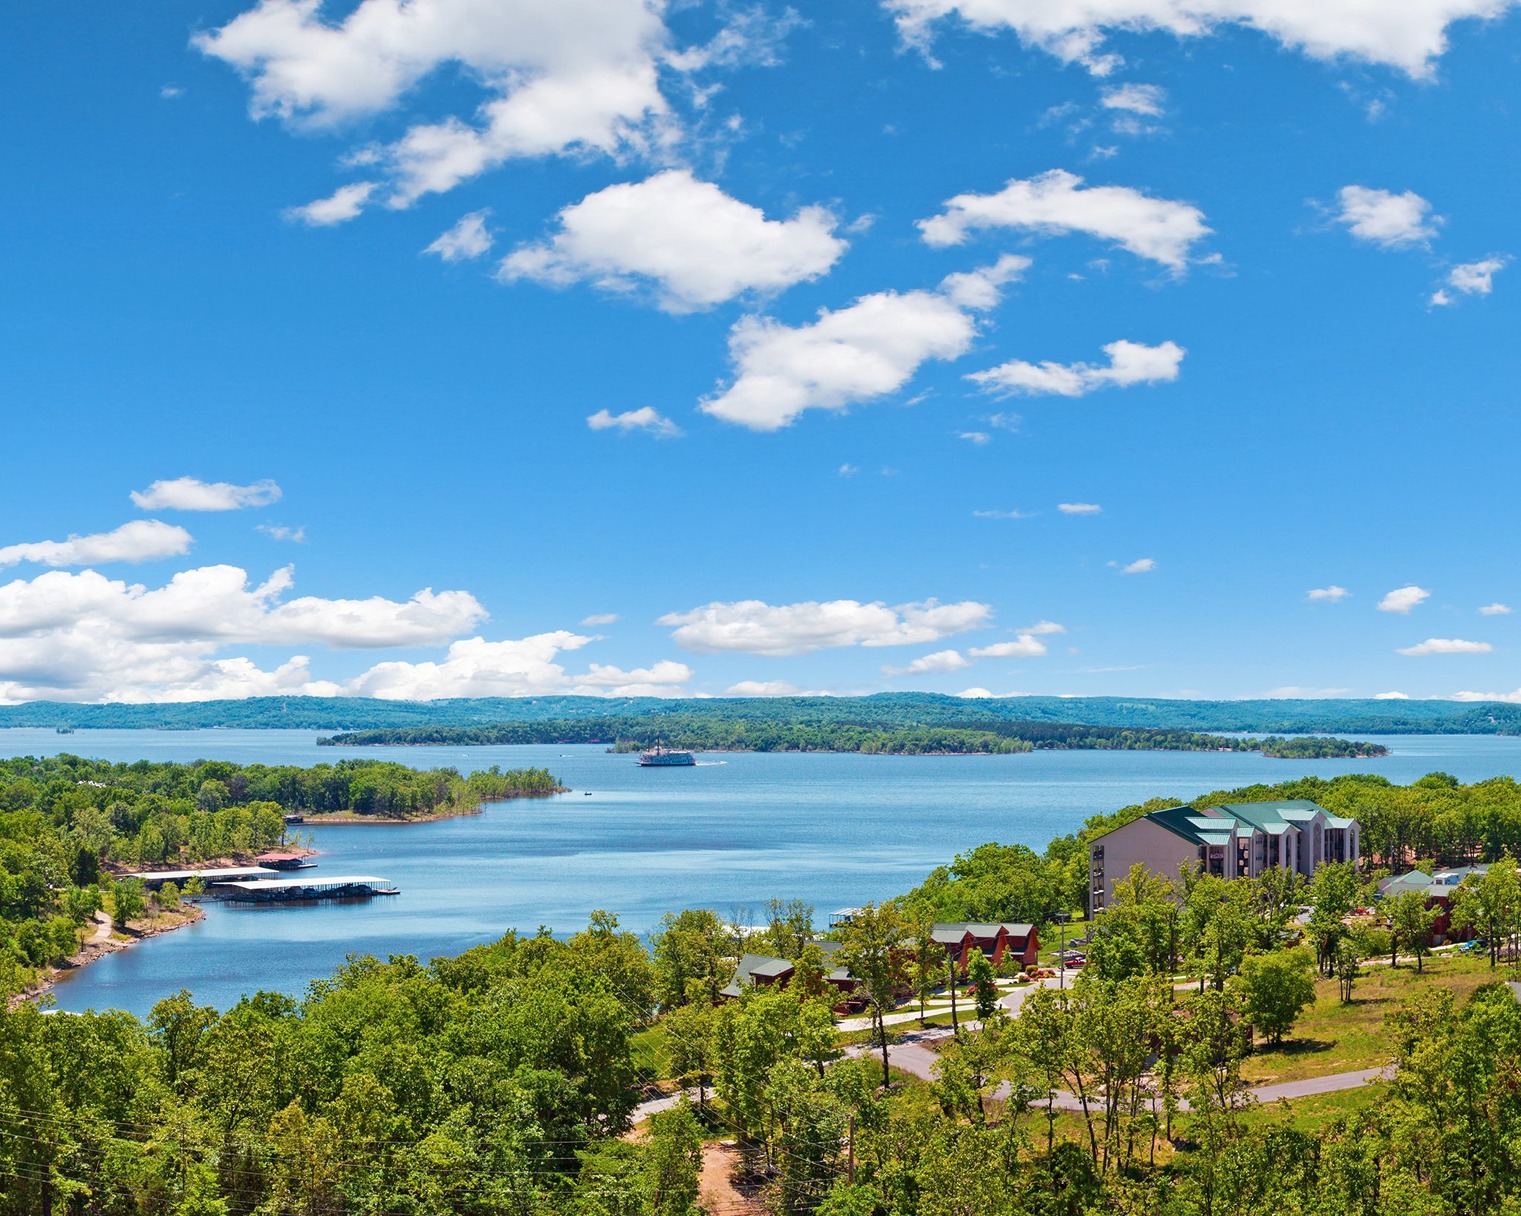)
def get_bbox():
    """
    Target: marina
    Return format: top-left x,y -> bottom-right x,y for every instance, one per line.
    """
209,874 -> 399,902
